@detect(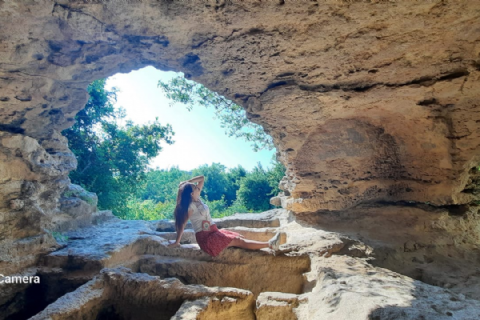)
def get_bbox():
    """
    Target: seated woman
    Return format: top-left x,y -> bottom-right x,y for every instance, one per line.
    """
167,175 -> 281,257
